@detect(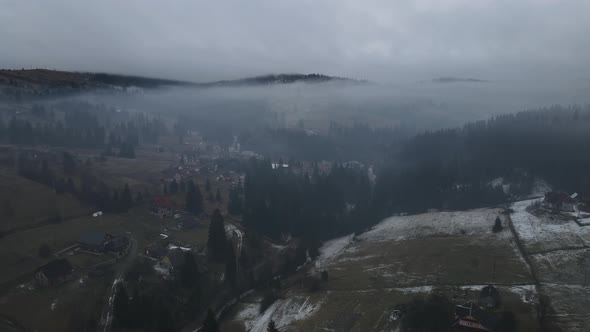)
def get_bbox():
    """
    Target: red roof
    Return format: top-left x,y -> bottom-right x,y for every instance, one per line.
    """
152,196 -> 175,208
